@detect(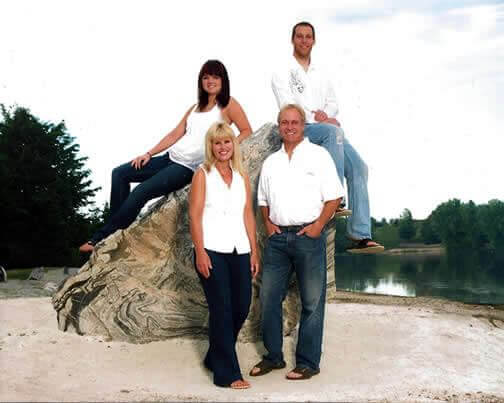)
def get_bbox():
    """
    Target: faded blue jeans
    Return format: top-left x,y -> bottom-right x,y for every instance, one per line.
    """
304,123 -> 371,240
260,228 -> 327,371
90,153 -> 193,244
